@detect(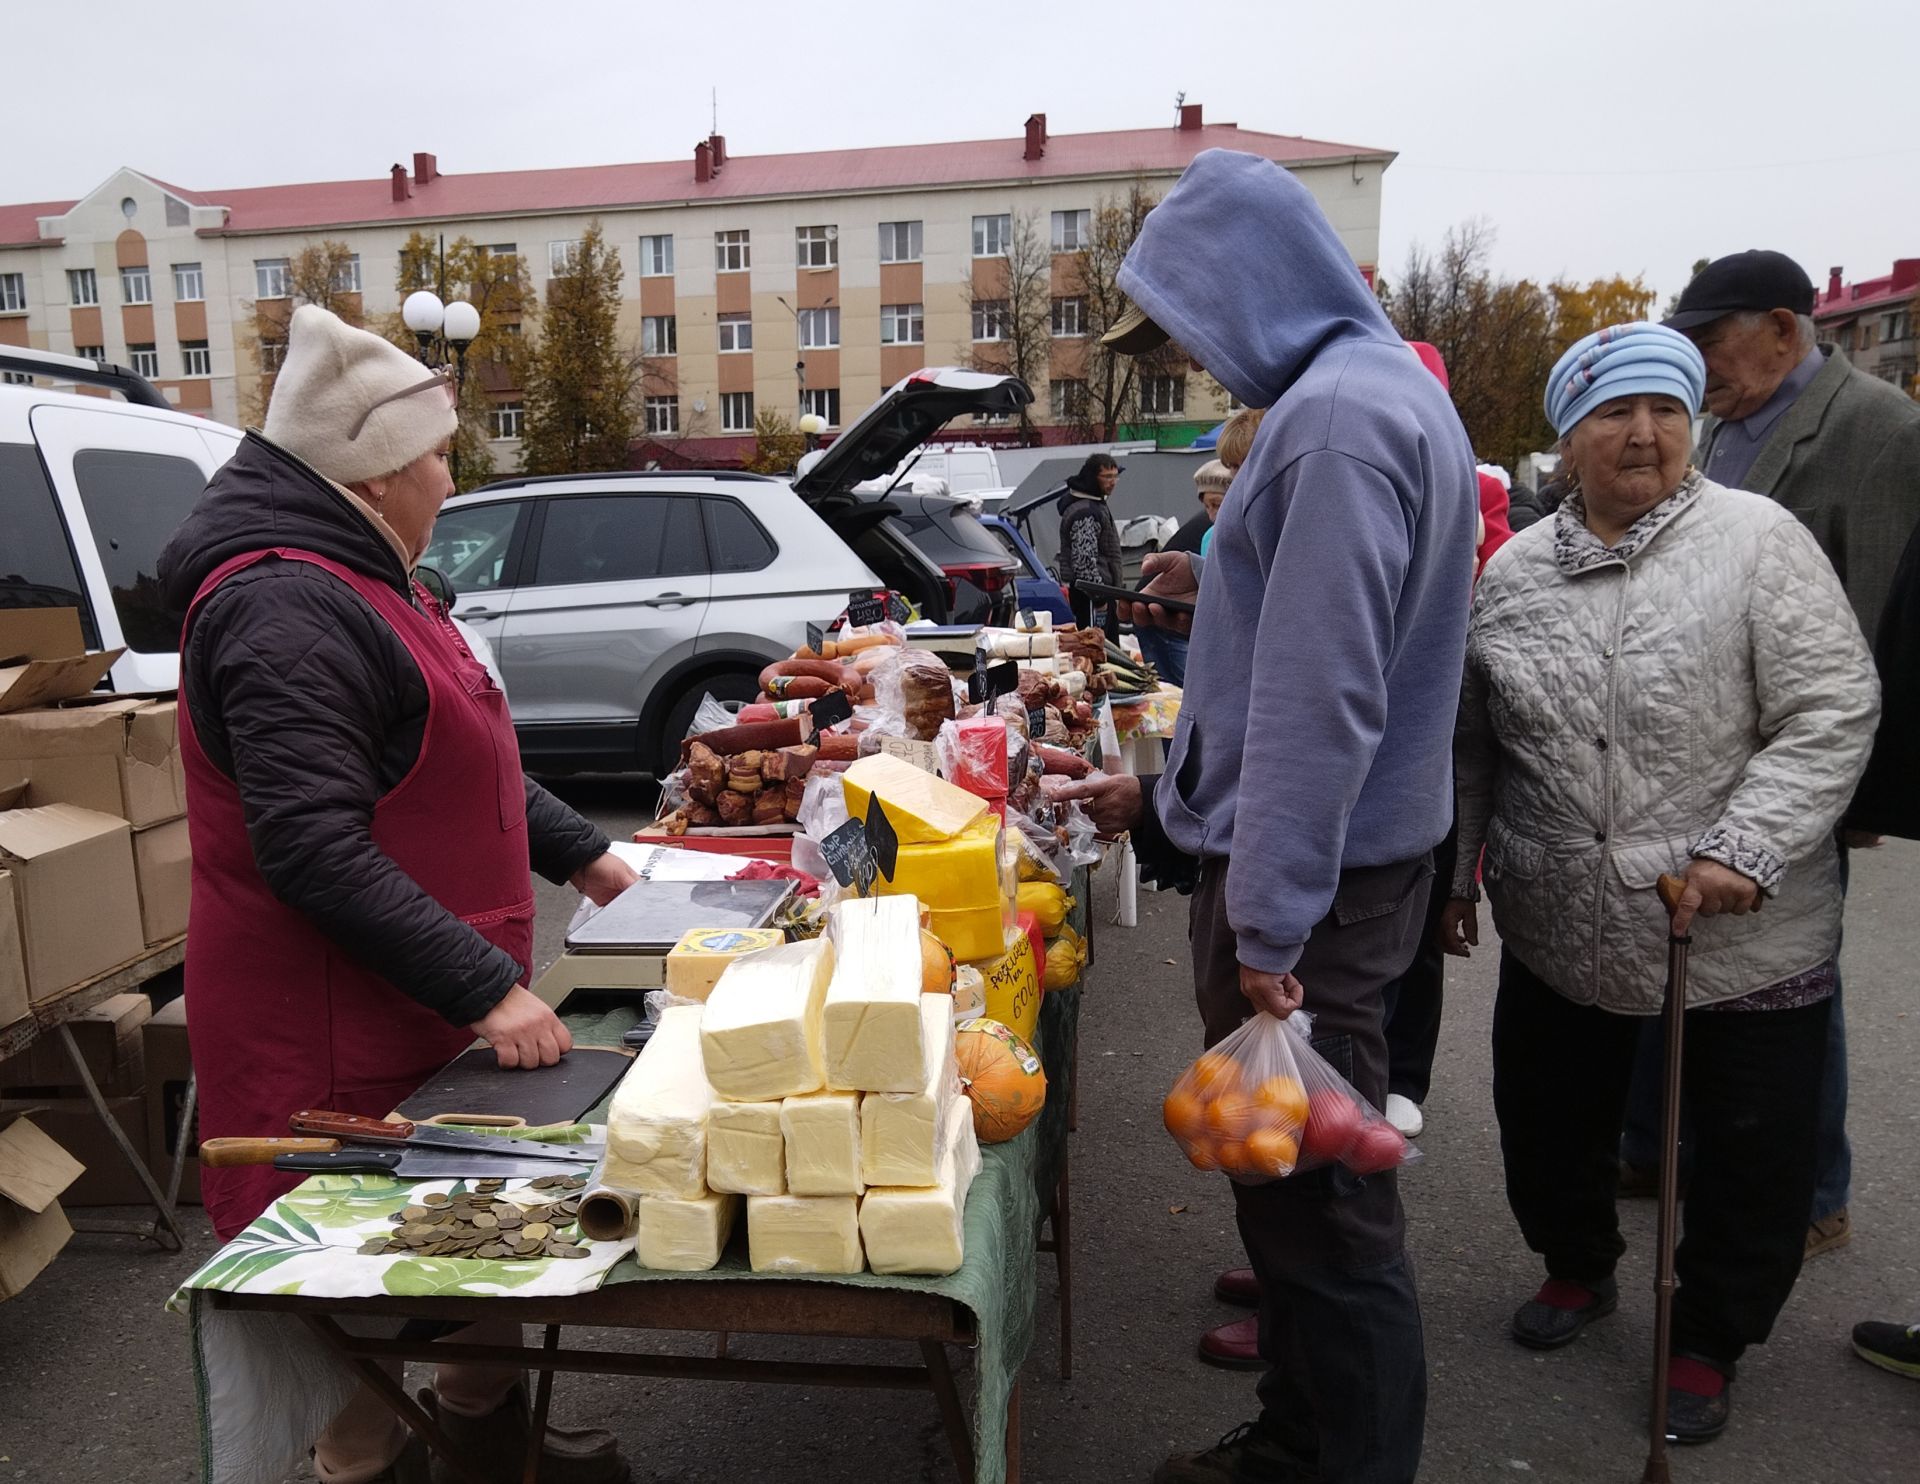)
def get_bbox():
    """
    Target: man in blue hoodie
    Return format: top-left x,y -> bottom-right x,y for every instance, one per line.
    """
1058,150 -> 1477,1483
